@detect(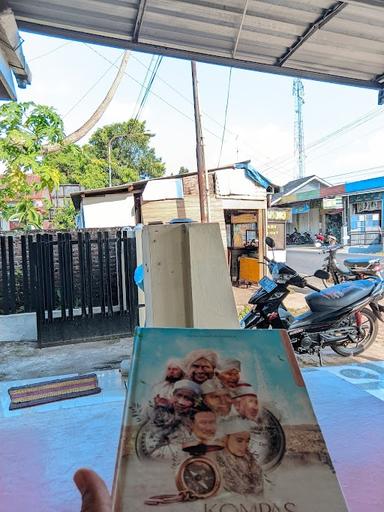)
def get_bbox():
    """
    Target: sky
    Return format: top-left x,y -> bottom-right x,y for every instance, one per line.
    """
12,30 -> 384,186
